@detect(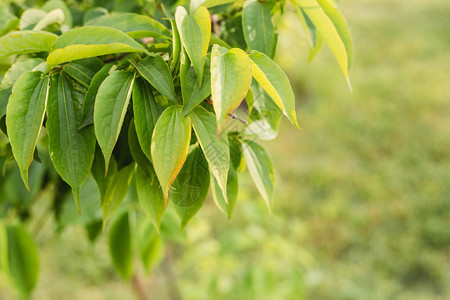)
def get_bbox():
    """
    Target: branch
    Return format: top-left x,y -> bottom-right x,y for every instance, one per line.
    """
205,99 -> 248,125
